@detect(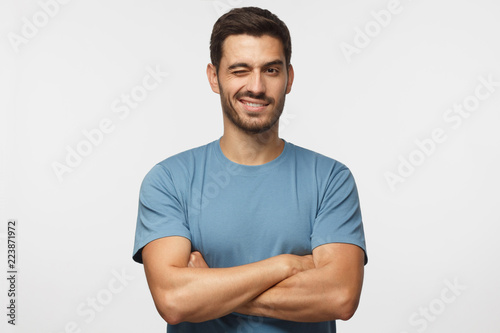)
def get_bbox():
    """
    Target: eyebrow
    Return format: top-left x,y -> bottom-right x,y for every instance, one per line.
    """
228,60 -> 284,70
